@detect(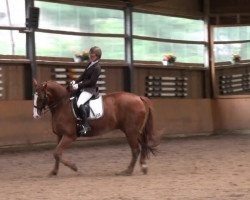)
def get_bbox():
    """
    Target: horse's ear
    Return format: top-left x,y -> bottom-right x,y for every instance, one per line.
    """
33,79 -> 38,87
42,82 -> 47,89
